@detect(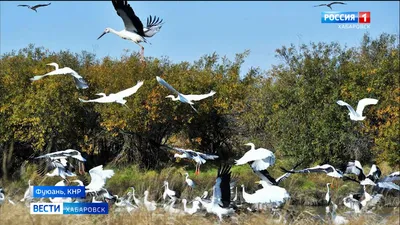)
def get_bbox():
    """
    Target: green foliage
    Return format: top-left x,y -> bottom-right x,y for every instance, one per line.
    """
0,33 -> 399,182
